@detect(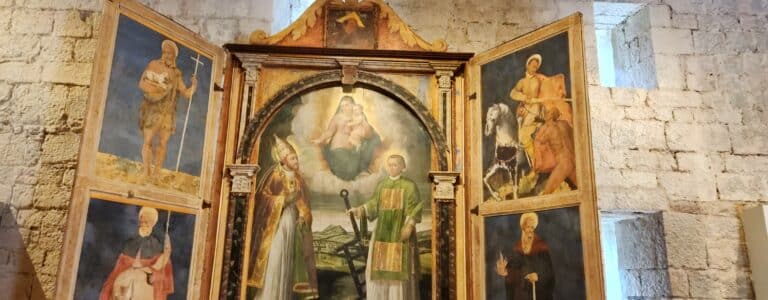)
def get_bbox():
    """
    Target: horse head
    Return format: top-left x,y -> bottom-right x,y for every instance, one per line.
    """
485,103 -> 511,136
